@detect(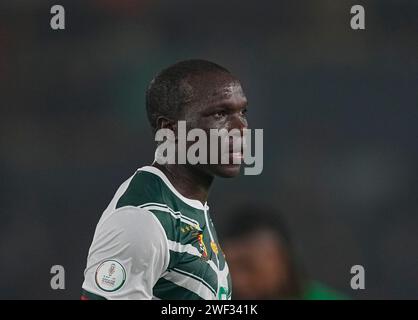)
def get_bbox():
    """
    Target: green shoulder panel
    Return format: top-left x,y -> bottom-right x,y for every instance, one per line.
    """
116,170 -> 165,209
